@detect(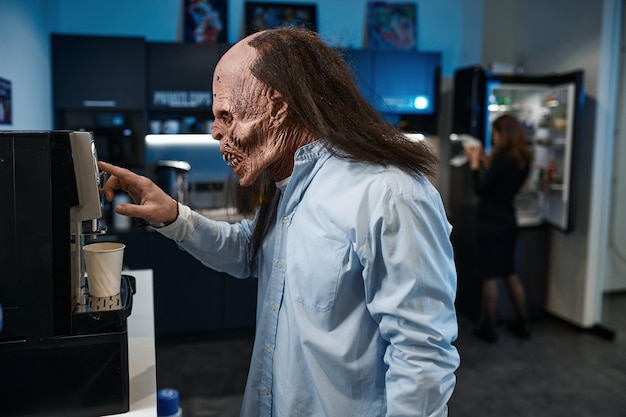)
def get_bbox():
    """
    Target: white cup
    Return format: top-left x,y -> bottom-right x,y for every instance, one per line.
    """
83,242 -> 126,297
